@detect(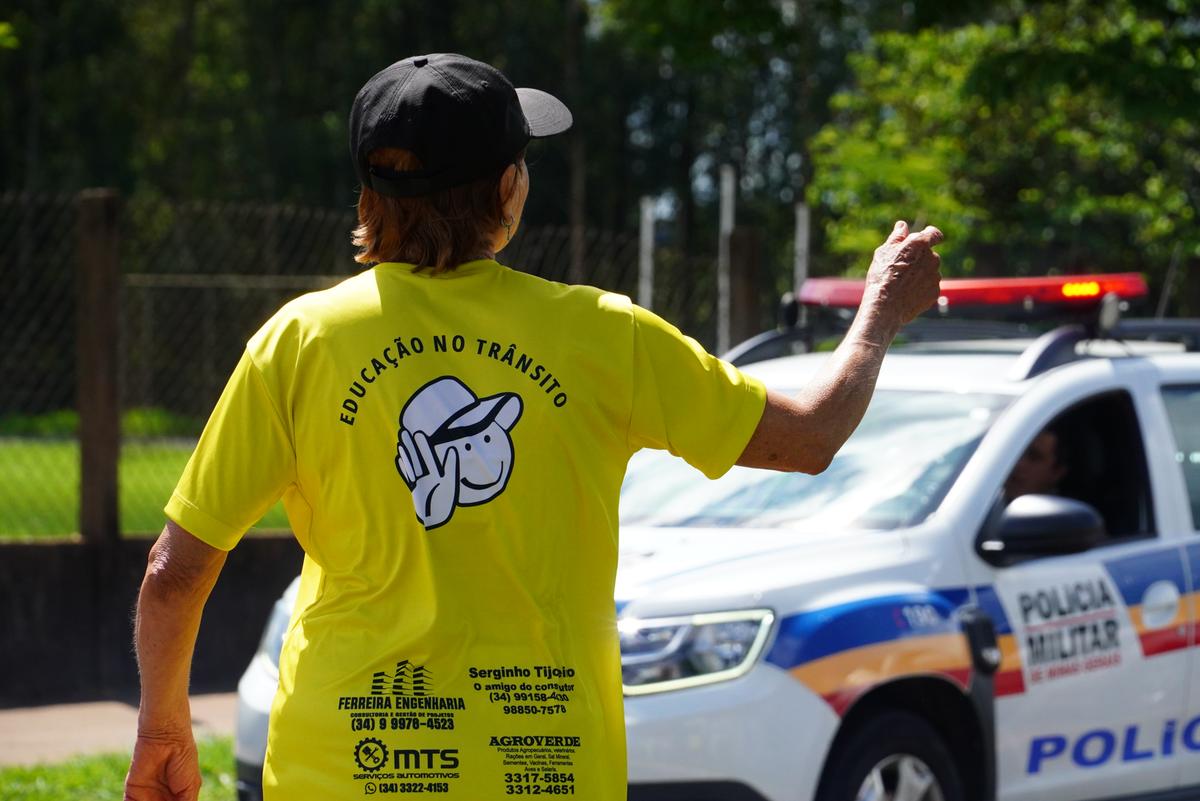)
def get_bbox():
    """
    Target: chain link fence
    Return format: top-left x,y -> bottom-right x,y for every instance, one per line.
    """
0,193 -> 80,538
2,191 -> 718,538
